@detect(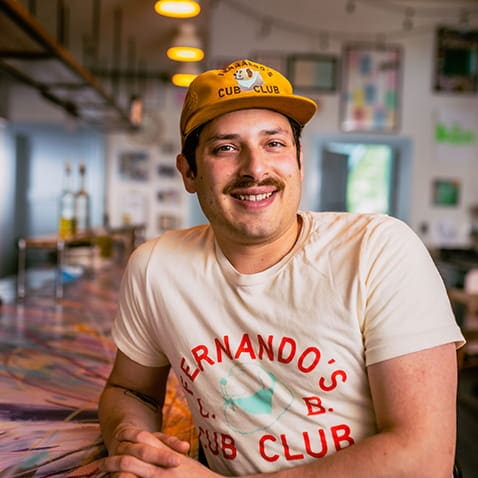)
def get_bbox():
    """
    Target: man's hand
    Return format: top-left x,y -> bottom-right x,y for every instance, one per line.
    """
109,426 -> 190,465
99,426 -> 220,477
